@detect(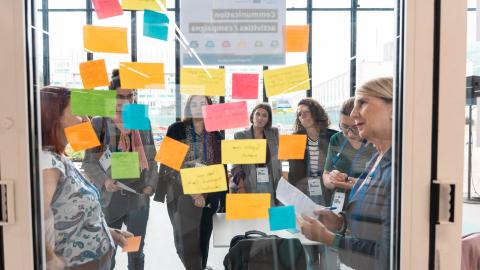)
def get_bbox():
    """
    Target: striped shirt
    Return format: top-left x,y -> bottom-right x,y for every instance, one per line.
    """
307,137 -> 321,177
